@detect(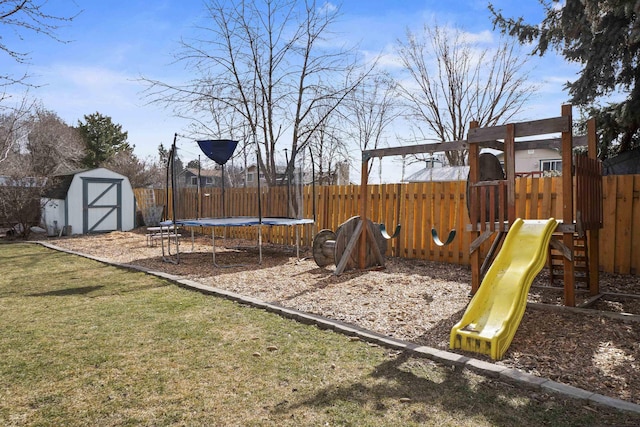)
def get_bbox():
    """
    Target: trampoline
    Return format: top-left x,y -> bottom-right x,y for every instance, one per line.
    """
161,136 -> 316,267
160,217 -> 314,267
